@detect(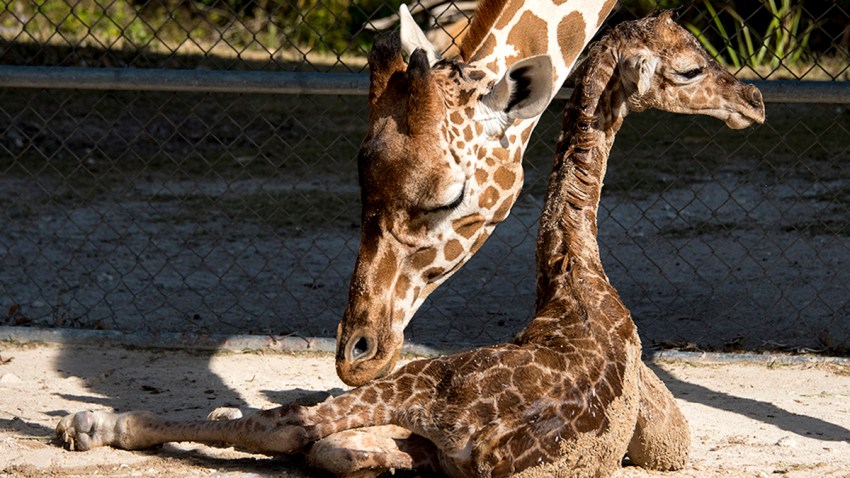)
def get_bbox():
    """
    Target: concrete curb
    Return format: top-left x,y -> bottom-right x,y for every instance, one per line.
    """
2,326 -> 848,366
